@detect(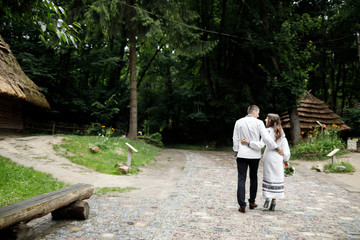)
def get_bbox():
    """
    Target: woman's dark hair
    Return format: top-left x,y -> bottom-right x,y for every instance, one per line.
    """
266,113 -> 283,142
